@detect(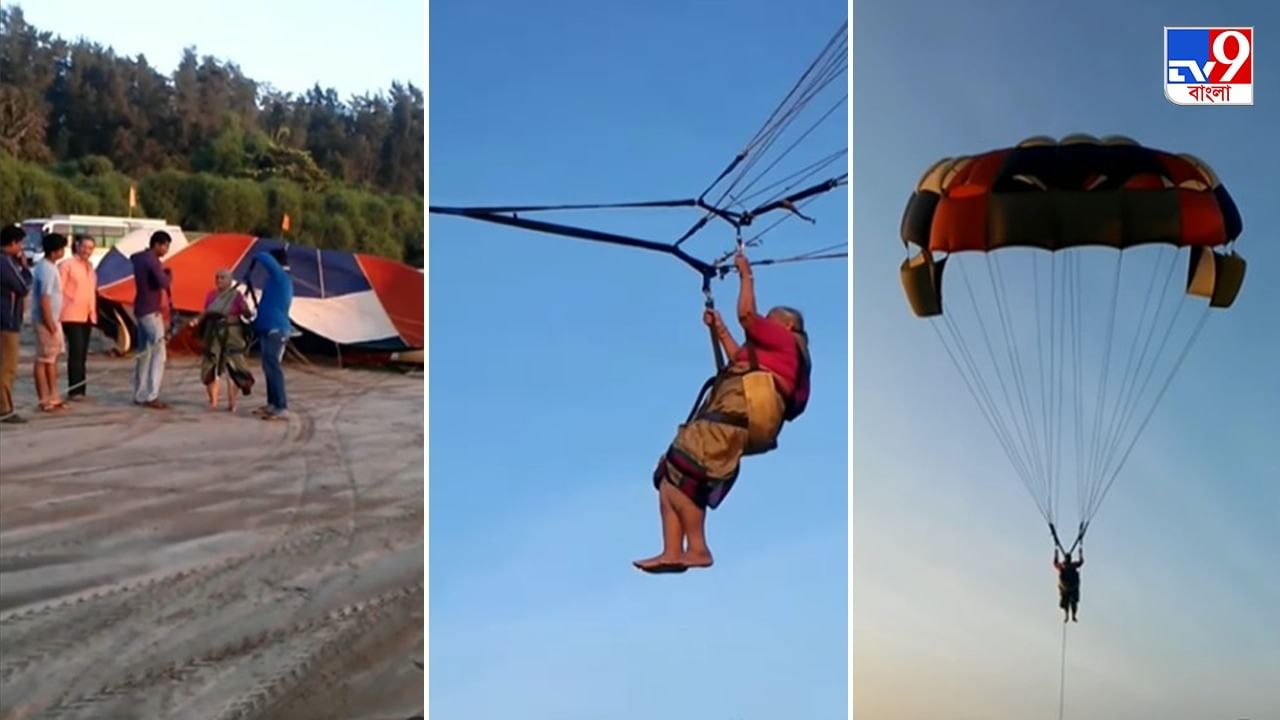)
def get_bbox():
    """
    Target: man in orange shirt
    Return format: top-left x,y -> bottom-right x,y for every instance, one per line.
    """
59,235 -> 98,401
